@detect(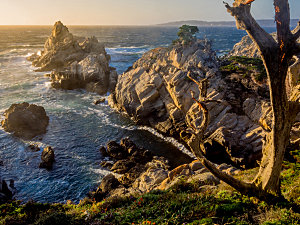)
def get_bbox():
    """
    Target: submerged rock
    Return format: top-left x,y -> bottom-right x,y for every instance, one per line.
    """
28,21 -> 117,95
39,146 -> 55,169
1,102 -> 49,139
0,178 -> 13,203
94,98 -> 106,105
